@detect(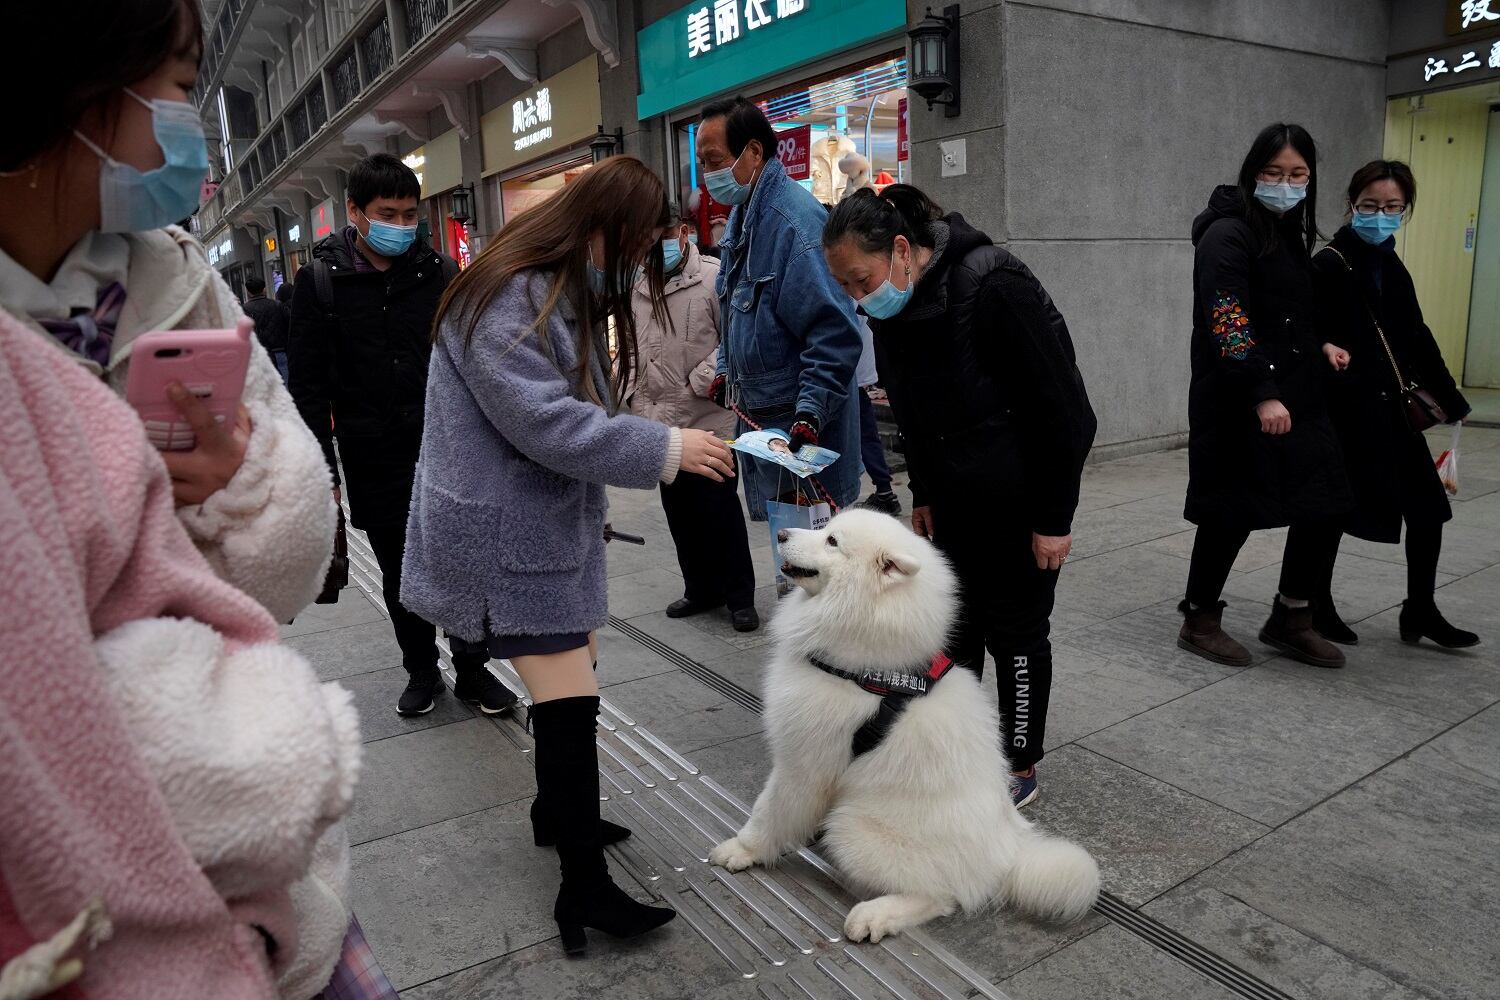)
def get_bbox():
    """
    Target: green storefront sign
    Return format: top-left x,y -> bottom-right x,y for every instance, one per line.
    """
636,0 -> 908,120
